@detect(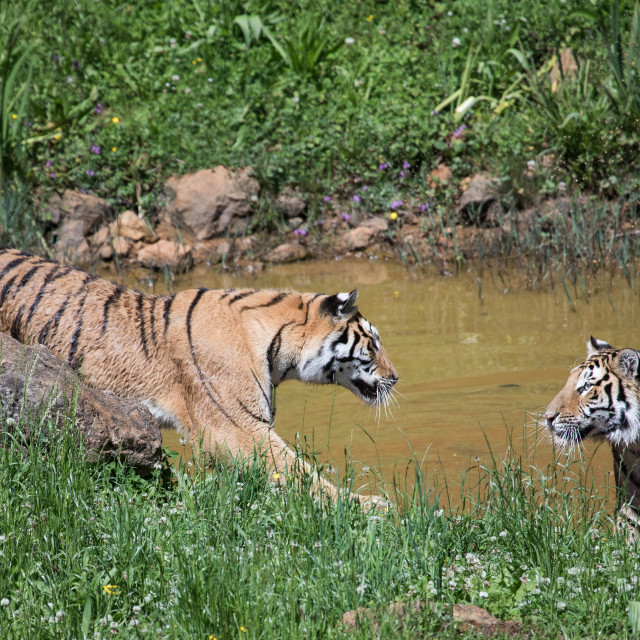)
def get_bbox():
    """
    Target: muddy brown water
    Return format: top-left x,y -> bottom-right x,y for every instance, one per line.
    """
107,258 -> 640,497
